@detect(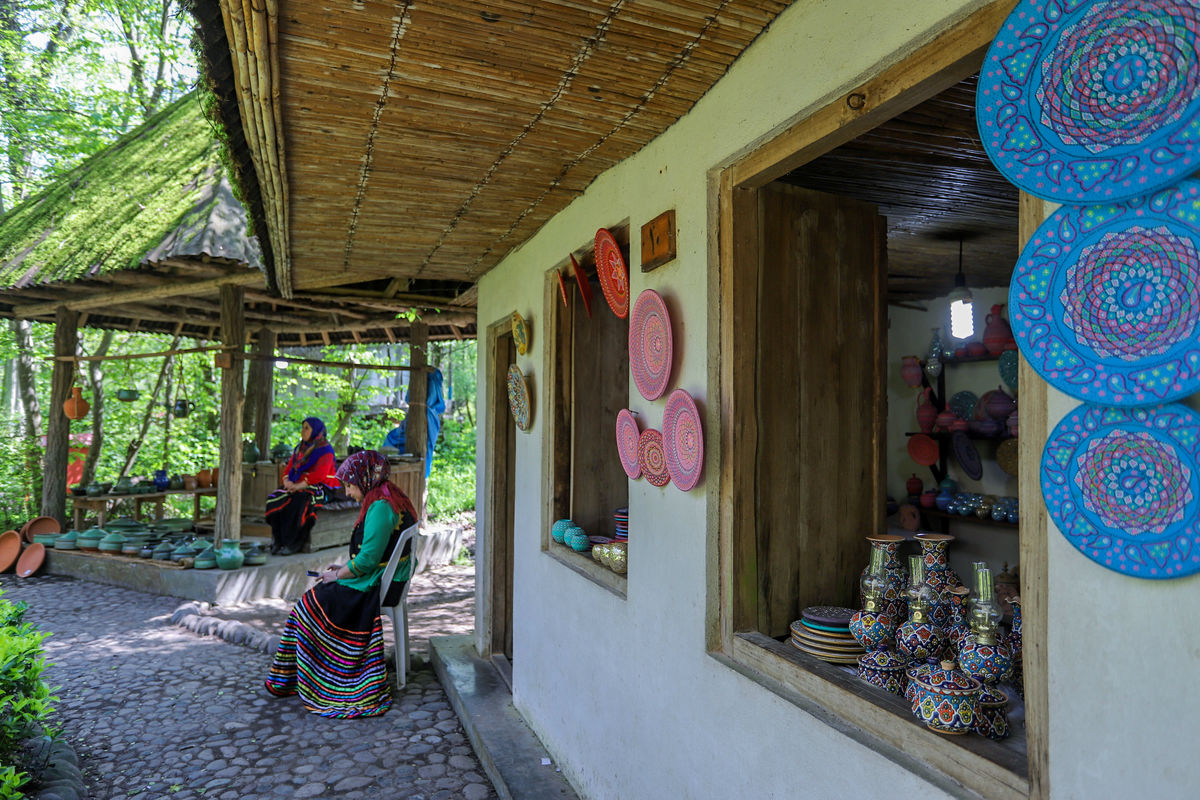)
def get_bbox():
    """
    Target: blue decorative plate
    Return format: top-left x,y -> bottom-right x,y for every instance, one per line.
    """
1041,403 -> 1200,579
998,350 -> 1019,392
949,391 -> 979,421
977,0 -> 1200,203
1008,179 -> 1200,406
